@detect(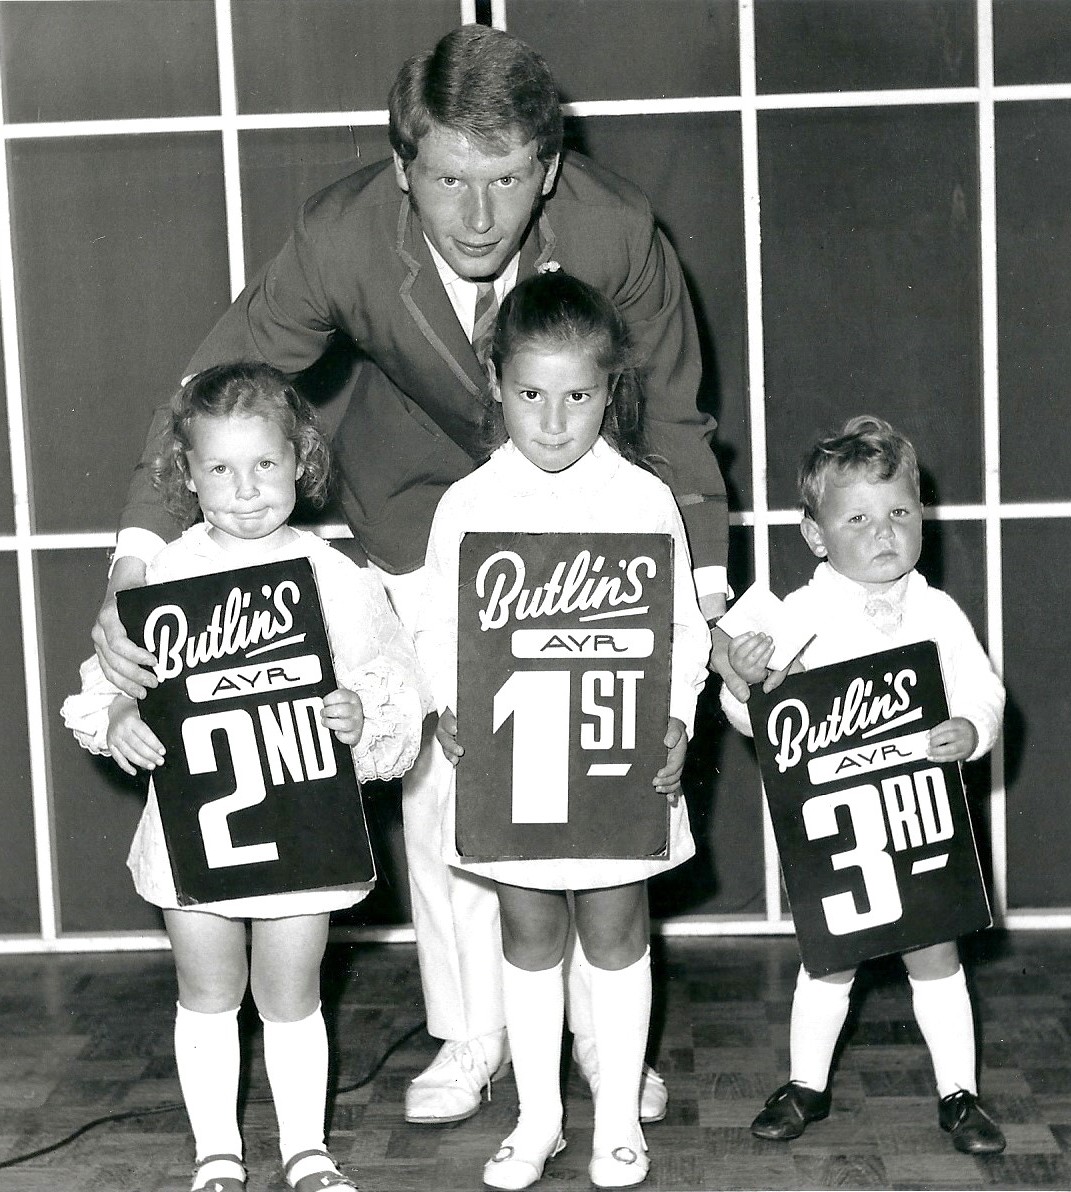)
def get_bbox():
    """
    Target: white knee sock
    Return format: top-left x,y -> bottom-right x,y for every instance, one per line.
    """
173,1003 -> 242,1162
502,958 -> 565,1140
588,949 -> 651,1150
788,966 -> 854,1092
261,1005 -> 330,1180
909,967 -> 977,1098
